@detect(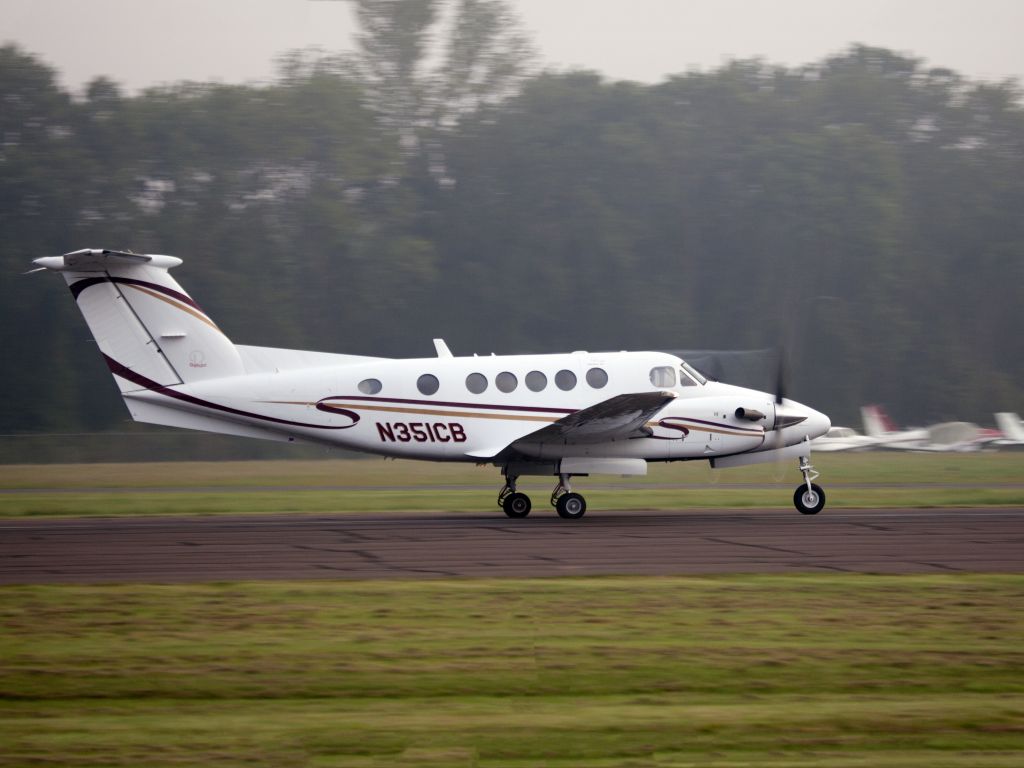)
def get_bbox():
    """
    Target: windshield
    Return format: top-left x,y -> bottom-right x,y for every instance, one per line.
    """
679,361 -> 707,385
